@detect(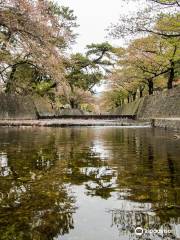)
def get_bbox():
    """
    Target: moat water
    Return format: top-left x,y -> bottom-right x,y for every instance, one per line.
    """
0,127 -> 179,240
